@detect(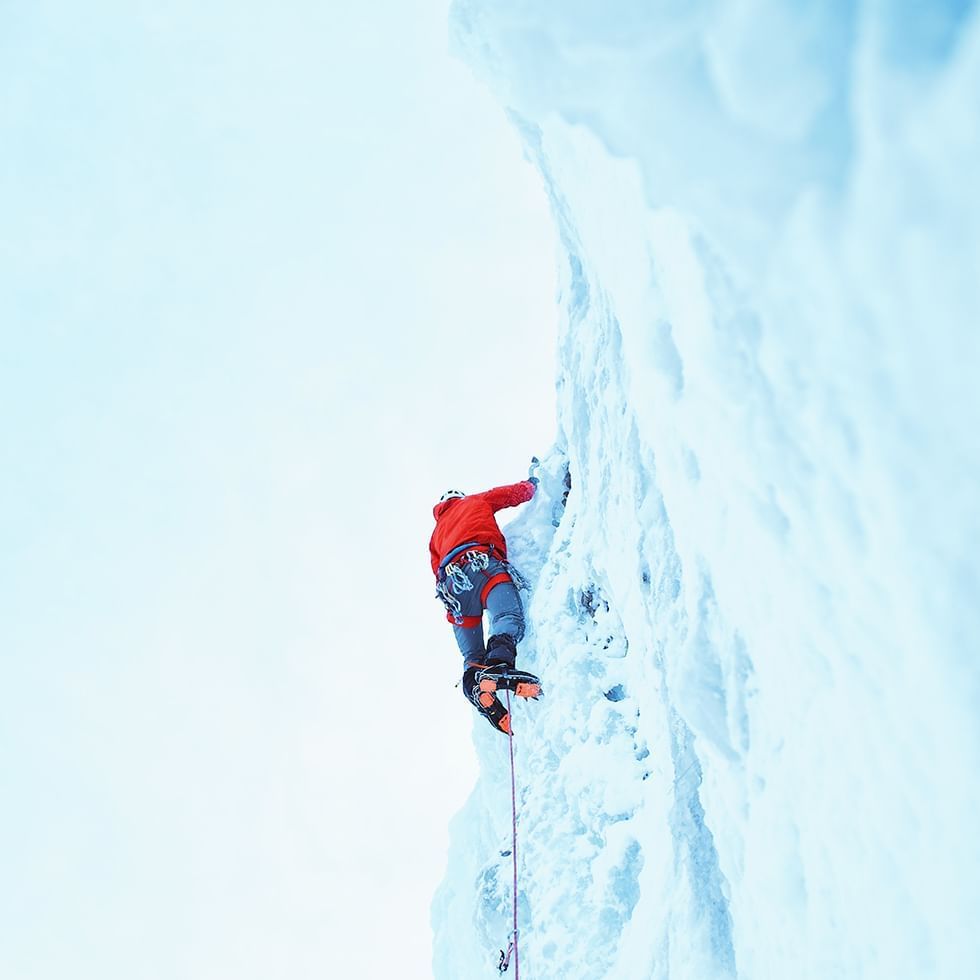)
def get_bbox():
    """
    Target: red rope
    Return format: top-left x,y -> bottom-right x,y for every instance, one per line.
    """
506,689 -> 520,978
